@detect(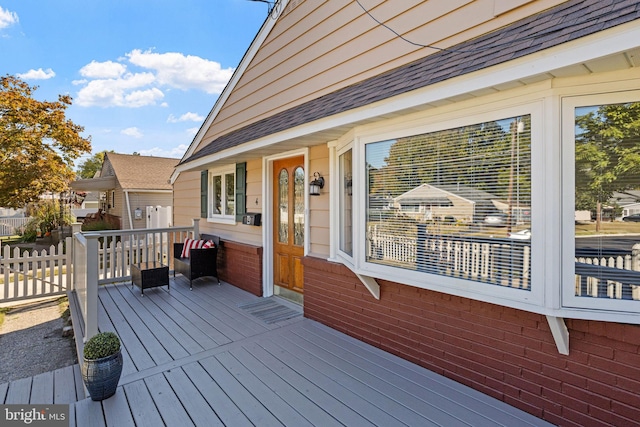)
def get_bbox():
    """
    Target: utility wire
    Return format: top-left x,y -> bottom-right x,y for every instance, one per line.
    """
355,0 -> 627,55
